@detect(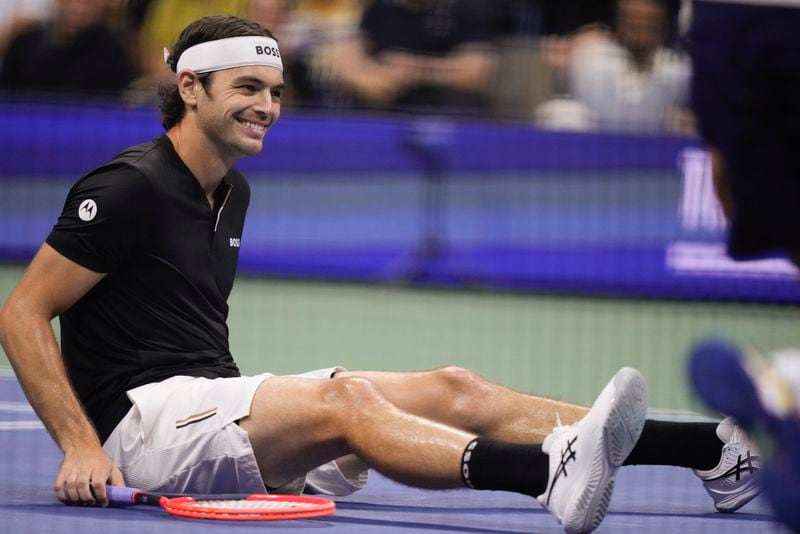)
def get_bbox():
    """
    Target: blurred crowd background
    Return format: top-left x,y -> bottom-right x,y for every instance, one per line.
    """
0,0 -> 693,135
